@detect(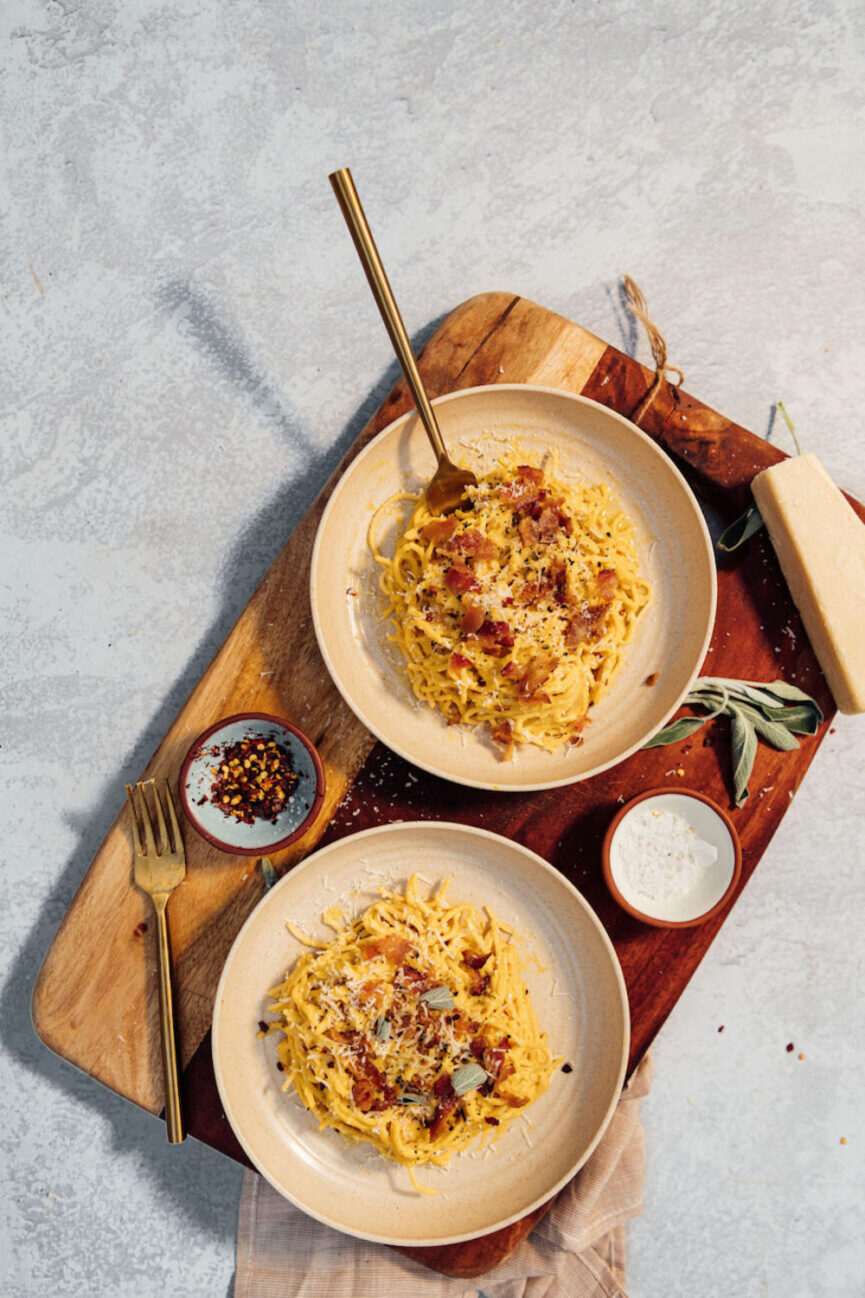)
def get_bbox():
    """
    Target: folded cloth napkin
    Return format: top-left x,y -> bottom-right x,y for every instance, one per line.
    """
234,1052 -> 652,1298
